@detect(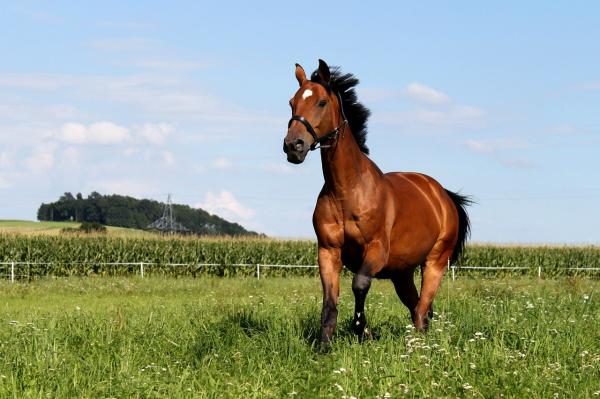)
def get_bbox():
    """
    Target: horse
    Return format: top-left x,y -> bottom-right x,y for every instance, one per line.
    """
283,59 -> 471,345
